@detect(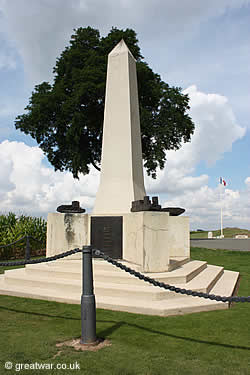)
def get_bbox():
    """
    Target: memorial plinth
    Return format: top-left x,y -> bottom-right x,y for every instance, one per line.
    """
46,210 -> 190,272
